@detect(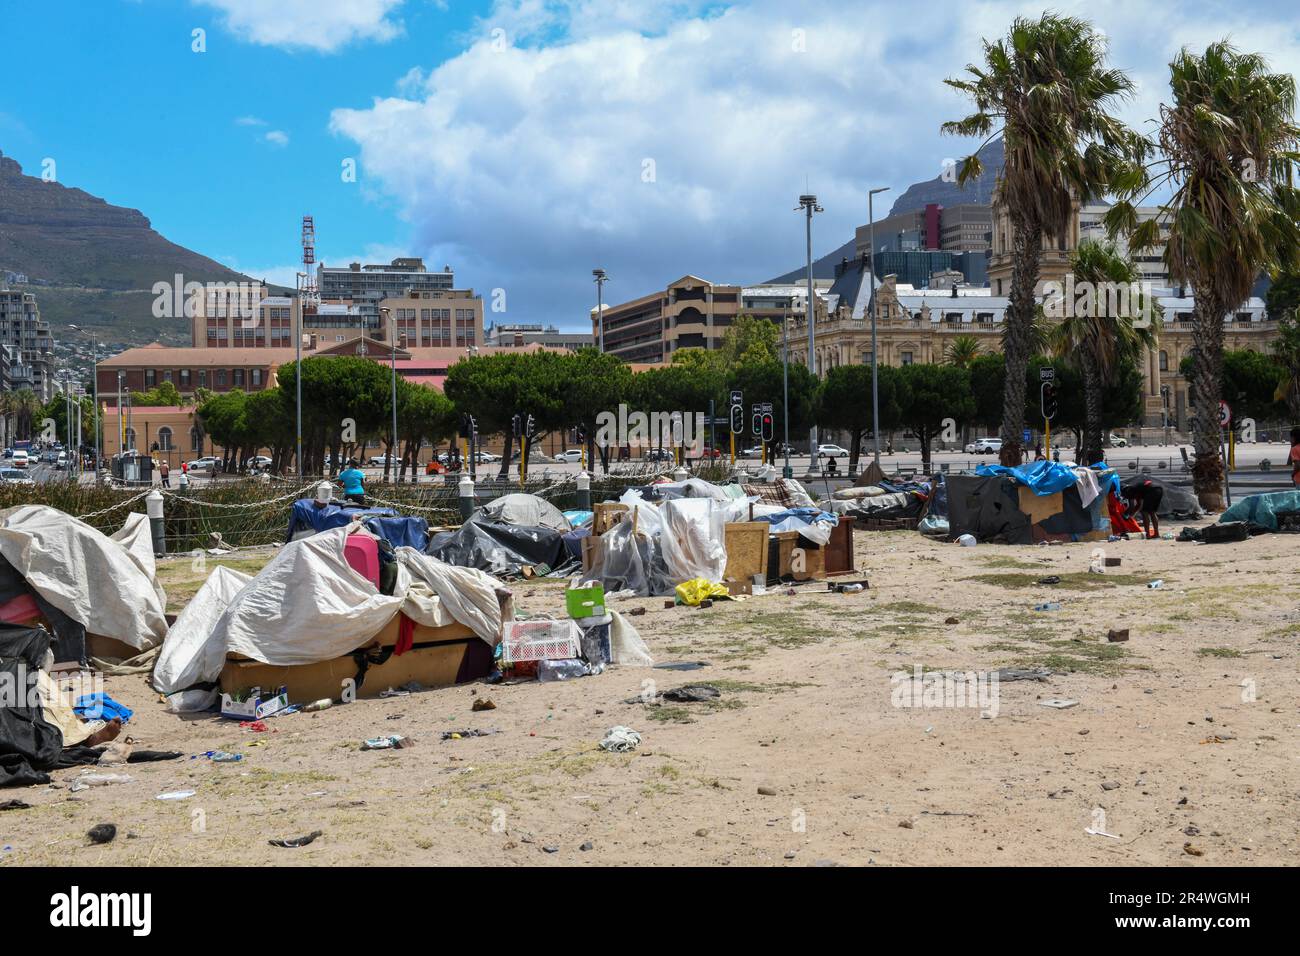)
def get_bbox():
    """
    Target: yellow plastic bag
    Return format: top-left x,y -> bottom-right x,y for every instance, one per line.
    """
674,578 -> 729,606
